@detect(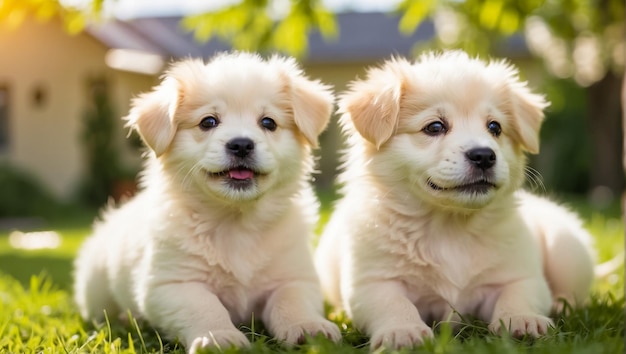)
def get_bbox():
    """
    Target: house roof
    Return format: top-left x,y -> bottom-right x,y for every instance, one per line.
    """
87,12 -> 528,64
305,12 -> 435,63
